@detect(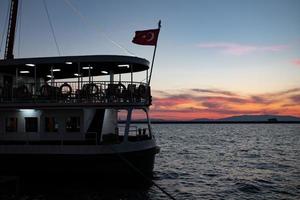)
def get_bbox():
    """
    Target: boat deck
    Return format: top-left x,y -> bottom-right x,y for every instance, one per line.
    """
0,135 -> 152,145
